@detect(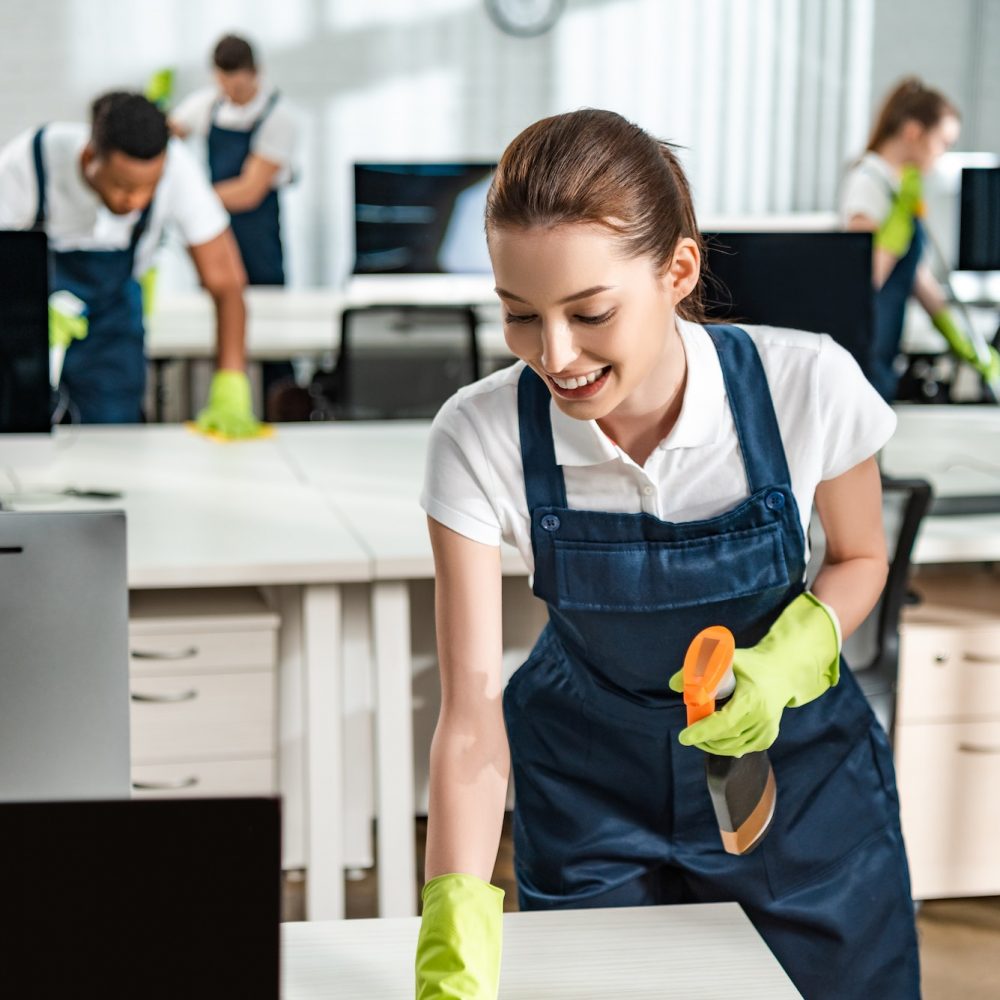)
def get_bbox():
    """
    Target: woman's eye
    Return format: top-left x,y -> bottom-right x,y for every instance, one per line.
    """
575,310 -> 615,326
504,313 -> 537,325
